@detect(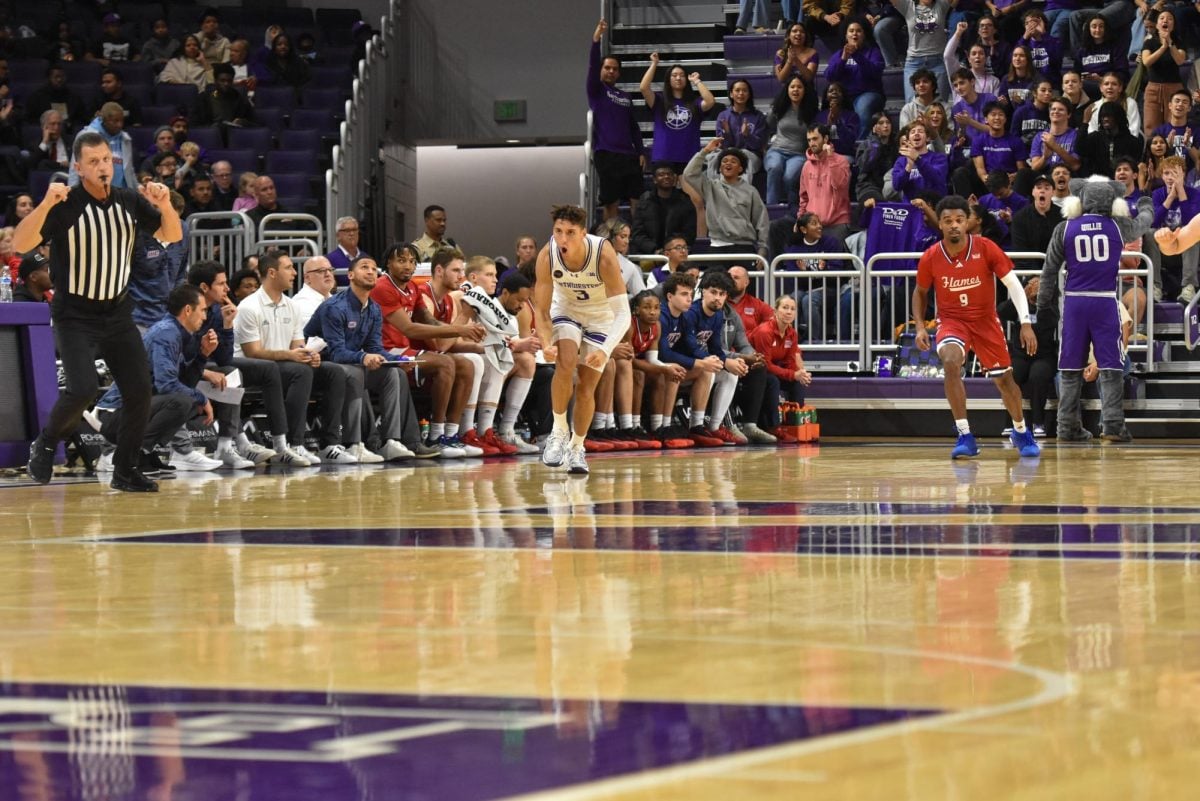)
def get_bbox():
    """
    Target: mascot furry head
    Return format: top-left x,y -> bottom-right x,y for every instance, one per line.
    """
1061,175 -> 1129,220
